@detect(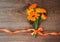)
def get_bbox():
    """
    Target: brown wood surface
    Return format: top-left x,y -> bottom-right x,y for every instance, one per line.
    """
0,0 -> 60,42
